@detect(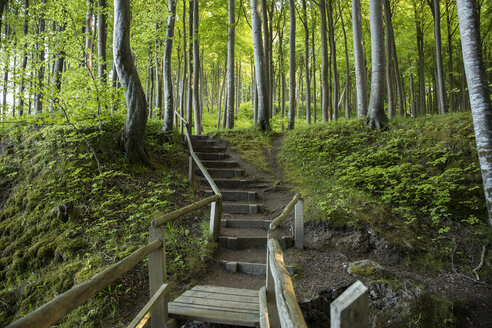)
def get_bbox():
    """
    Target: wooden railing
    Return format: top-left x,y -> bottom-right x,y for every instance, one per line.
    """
263,192 -> 369,328
175,111 -> 222,240
7,116 -> 223,328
